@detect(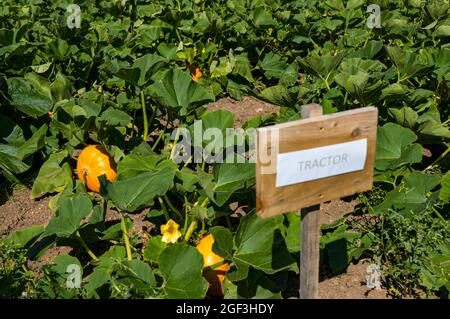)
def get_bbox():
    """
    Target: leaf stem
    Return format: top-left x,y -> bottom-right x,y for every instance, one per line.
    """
203,260 -> 228,273
158,197 -> 170,221
164,194 -> 183,220
151,129 -> 165,150
424,146 -> 450,171
200,219 -> 206,237
431,207 -> 446,223
76,231 -> 98,261
175,28 -> 182,43
151,116 -> 170,151
121,215 -> 132,261
169,127 -> 181,160
183,155 -> 192,168
140,91 -> 148,142
201,197 -> 210,207
184,220 -> 198,242
183,197 -> 190,234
